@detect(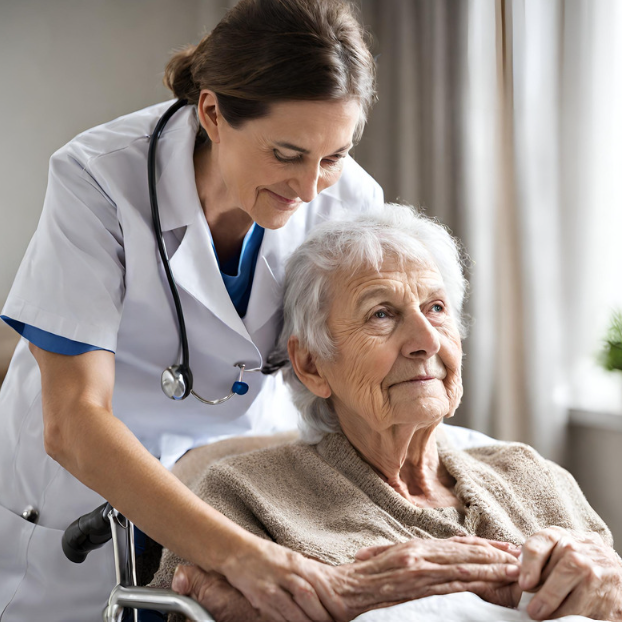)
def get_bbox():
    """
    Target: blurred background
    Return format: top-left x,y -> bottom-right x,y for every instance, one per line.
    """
1,0 -> 621,543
